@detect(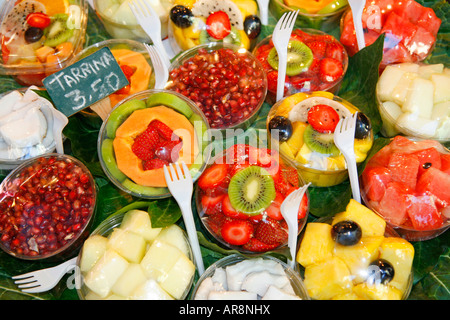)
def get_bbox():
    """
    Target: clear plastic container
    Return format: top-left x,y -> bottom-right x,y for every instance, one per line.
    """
0,0 -> 89,86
